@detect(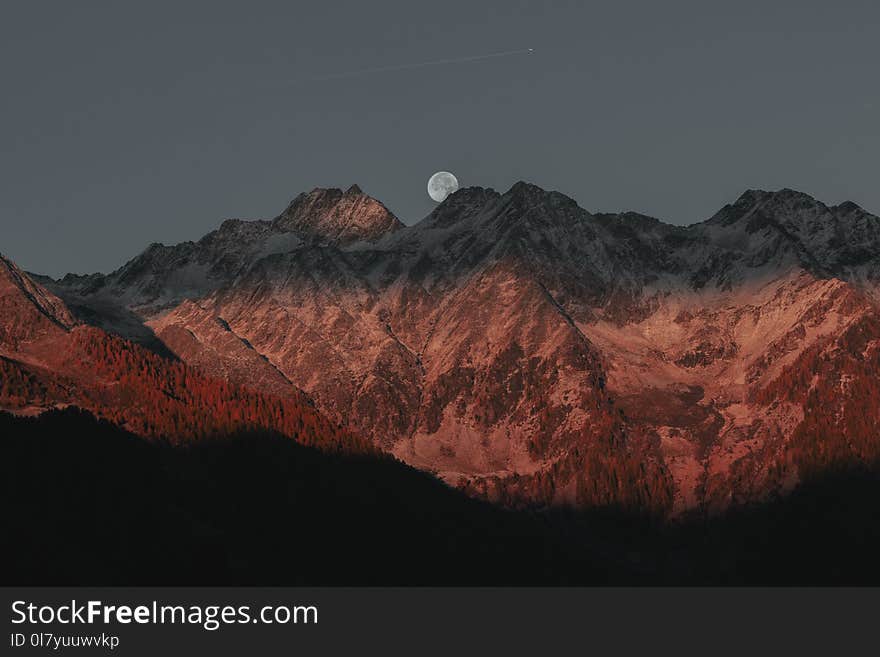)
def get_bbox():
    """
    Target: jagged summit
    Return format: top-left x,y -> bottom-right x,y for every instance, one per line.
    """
274,186 -> 403,245
45,182 -> 879,317
507,180 -> 543,195
704,187 -> 876,234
